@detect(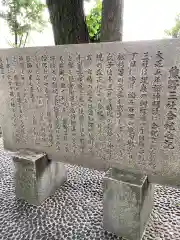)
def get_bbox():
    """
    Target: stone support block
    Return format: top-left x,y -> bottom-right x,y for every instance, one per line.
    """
13,150 -> 67,205
103,168 -> 154,240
